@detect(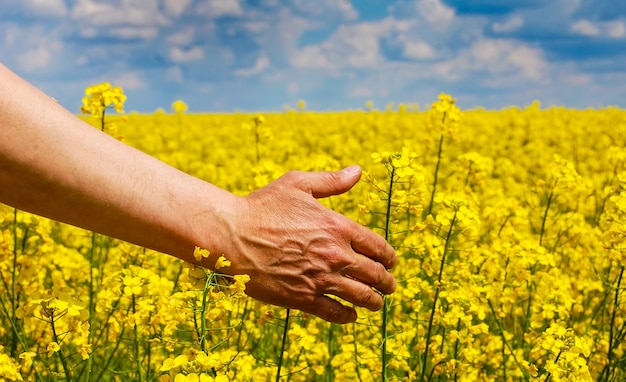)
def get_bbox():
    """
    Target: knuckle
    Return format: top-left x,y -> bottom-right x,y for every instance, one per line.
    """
370,262 -> 387,286
324,246 -> 349,270
354,286 -> 381,310
283,170 -> 304,184
323,213 -> 344,232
